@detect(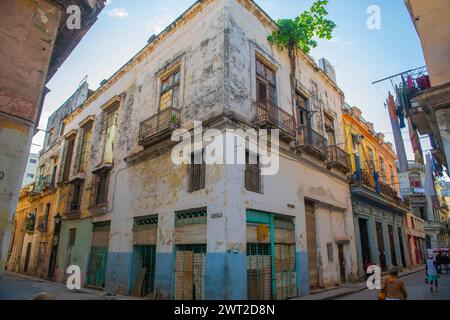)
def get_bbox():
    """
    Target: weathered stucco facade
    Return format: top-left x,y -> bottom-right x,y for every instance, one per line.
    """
0,0 -> 105,277
8,0 -> 359,299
